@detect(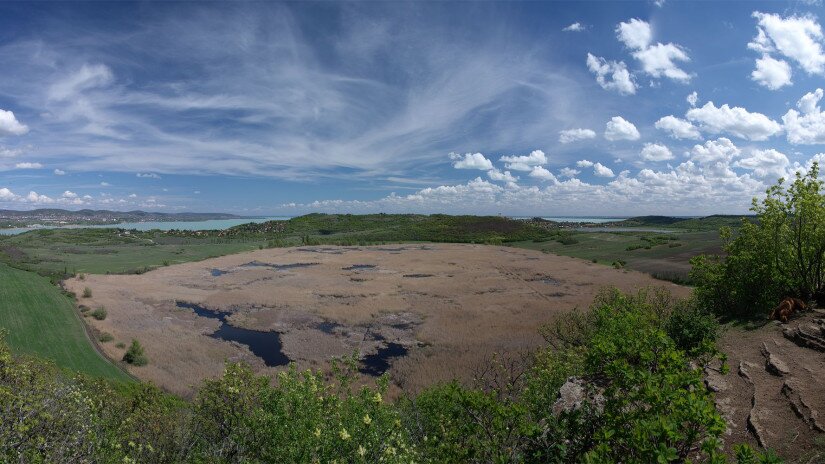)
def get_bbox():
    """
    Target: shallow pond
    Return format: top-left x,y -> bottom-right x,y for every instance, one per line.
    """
176,301 -> 289,367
